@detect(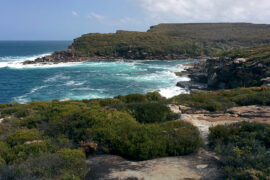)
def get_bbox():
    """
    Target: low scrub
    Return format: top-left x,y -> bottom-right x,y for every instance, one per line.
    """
169,87 -> 270,111
0,94 -> 203,179
127,103 -> 179,123
209,122 -> 270,179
